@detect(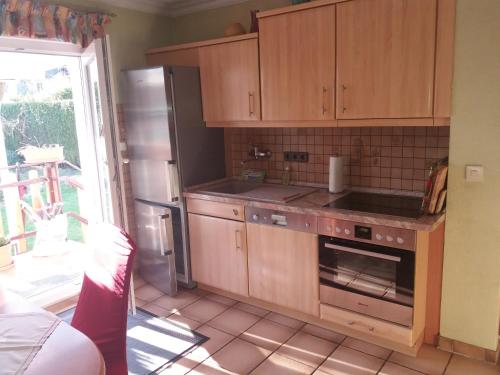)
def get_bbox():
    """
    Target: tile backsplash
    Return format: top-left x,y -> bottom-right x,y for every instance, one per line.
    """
226,127 -> 450,192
